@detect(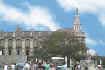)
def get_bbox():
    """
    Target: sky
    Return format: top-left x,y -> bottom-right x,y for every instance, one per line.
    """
0,0 -> 105,56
